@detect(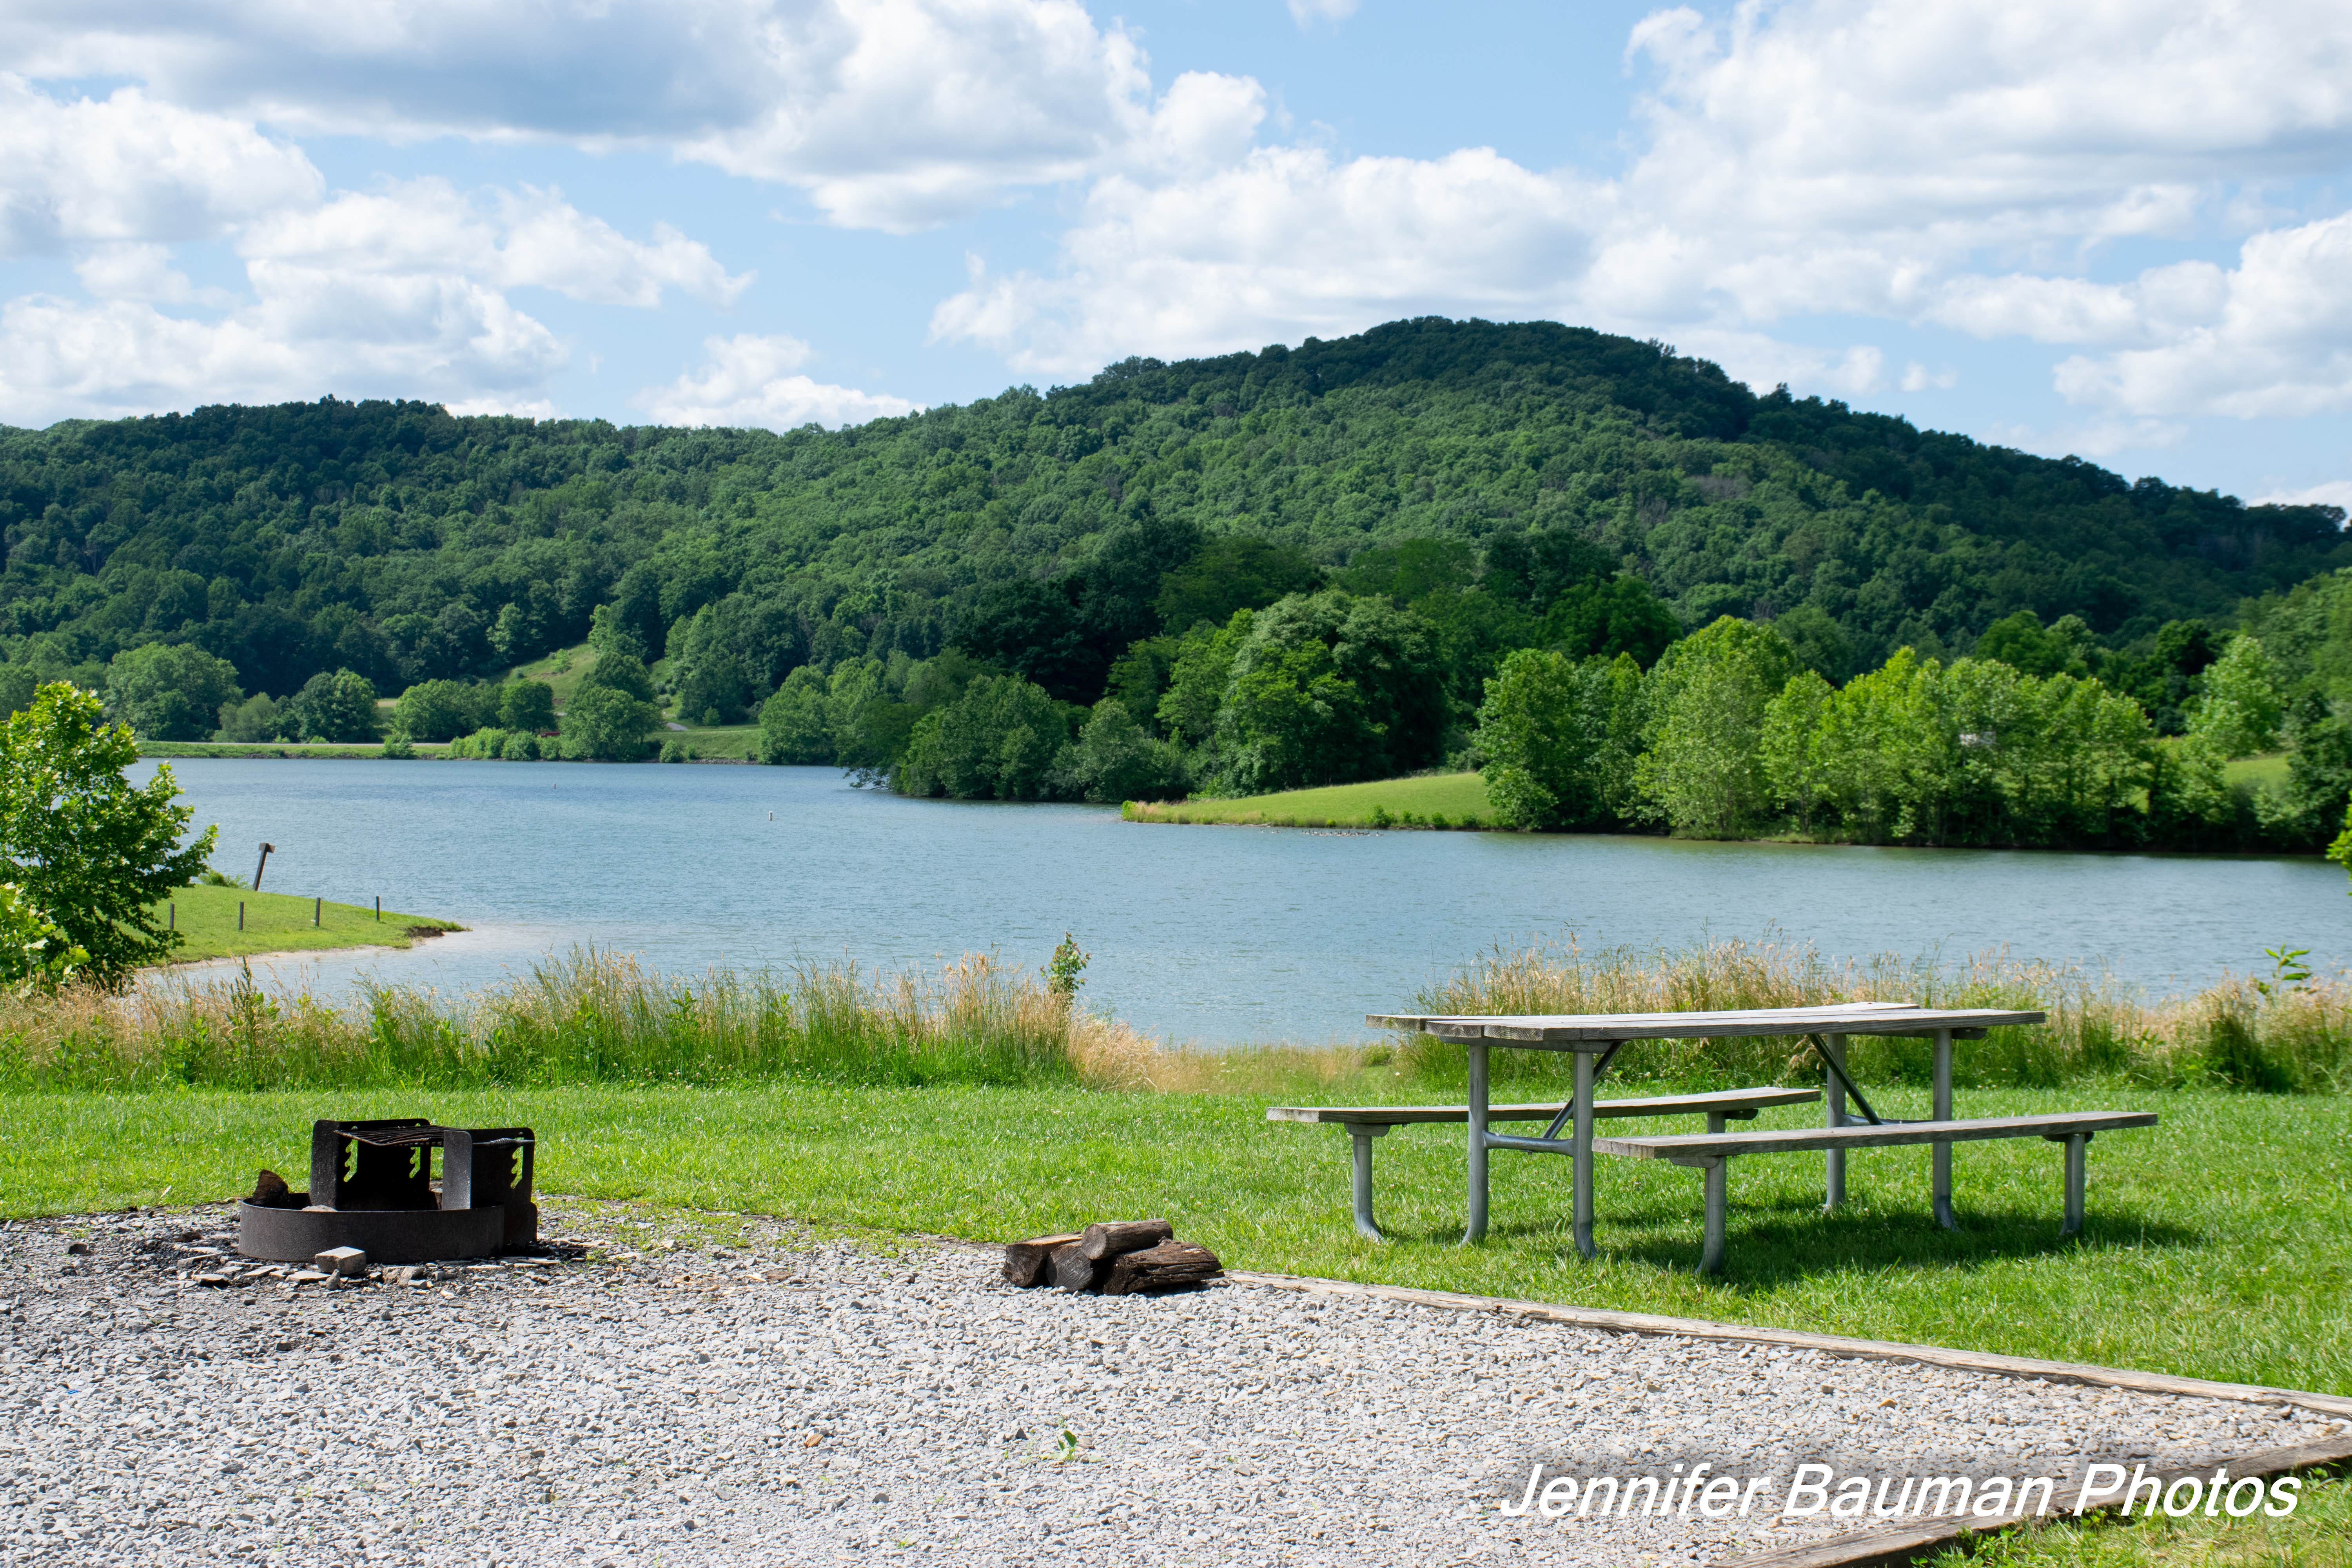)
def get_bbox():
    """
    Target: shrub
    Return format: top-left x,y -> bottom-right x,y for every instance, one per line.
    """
499,730 -> 539,761
497,679 -> 557,734
283,670 -> 381,742
107,643 -> 243,741
559,686 -> 661,761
